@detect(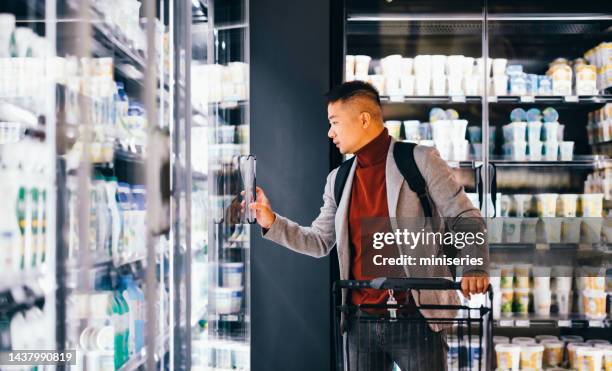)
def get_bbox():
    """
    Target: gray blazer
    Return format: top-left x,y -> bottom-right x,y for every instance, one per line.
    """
263,138 -> 488,332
